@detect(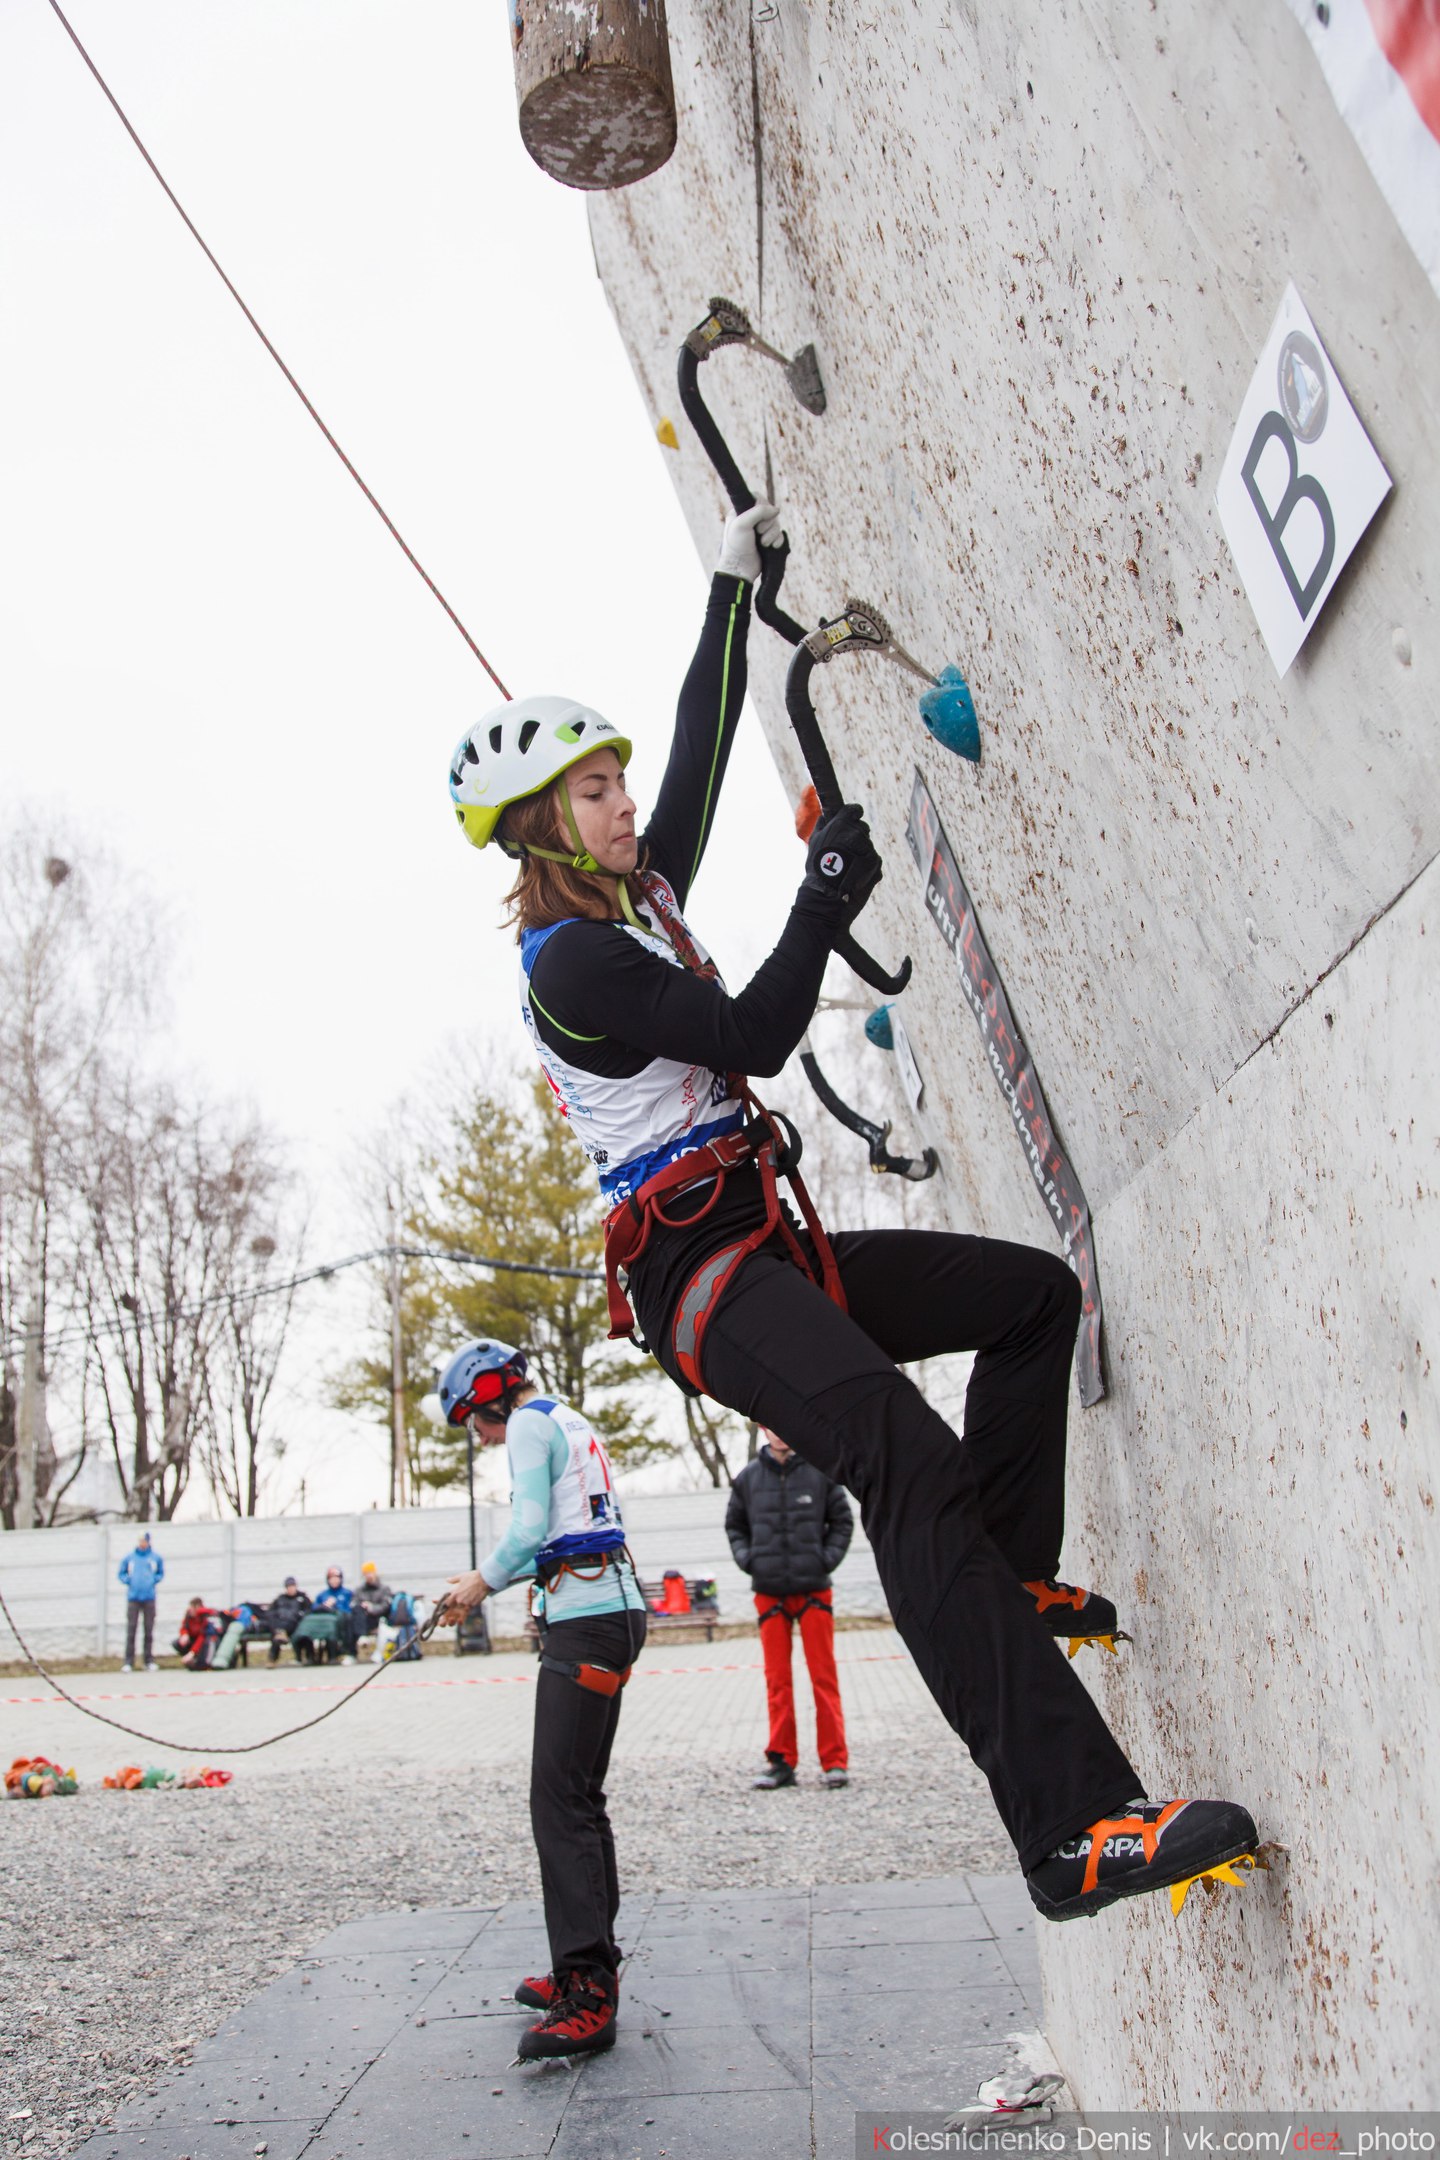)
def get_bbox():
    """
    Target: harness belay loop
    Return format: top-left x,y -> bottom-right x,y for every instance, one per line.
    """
603,1086 -> 845,1398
